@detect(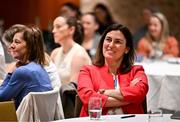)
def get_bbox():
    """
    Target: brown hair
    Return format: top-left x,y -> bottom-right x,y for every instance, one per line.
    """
93,24 -> 135,73
14,25 -> 46,66
63,16 -> 84,45
2,24 -> 26,46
